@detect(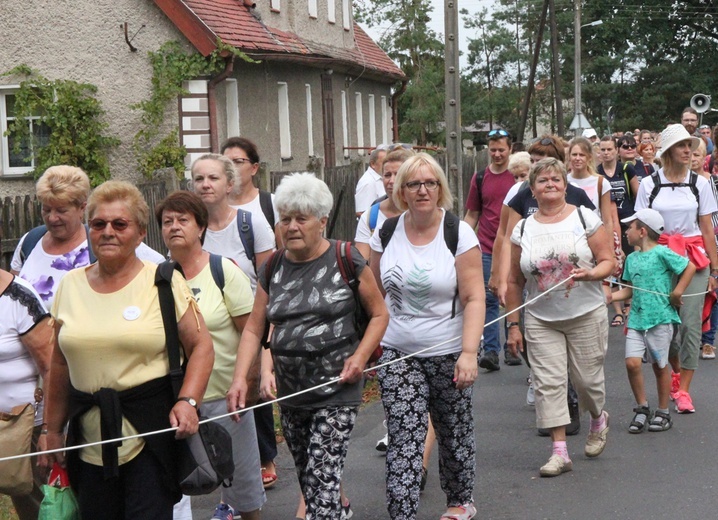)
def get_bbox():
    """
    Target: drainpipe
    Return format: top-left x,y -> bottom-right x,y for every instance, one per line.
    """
391,80 -> 408,142
208,56 -> 234,152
